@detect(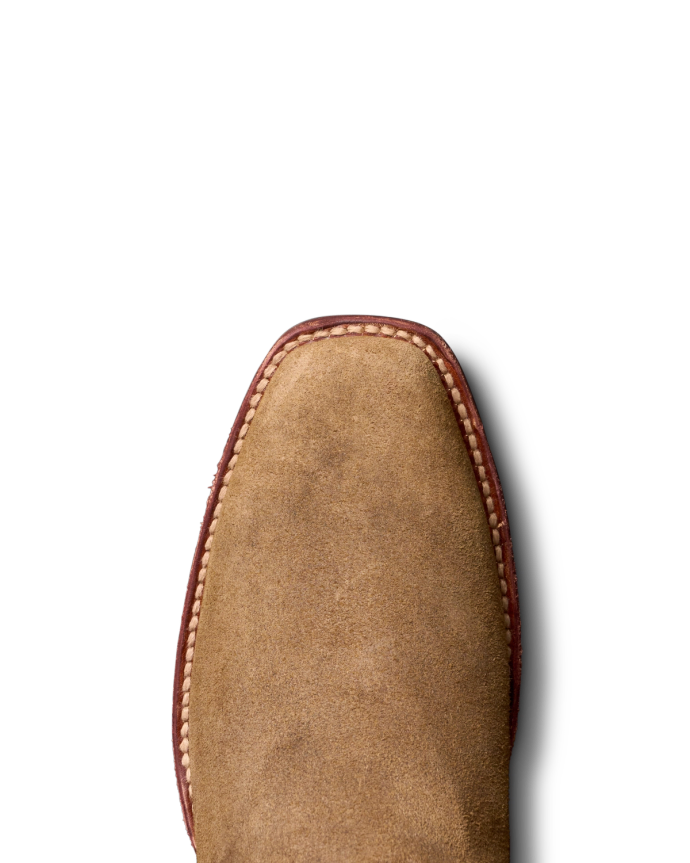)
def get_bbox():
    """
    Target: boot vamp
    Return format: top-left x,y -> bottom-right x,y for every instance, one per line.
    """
189,335 -> 510,863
